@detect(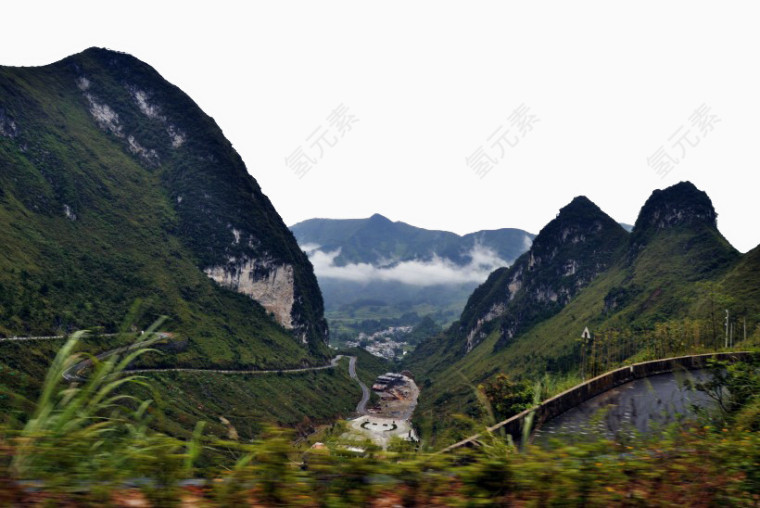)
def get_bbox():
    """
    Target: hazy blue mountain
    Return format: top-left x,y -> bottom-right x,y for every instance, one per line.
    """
290,214 -> 534,342
291,214 -> 534,267
619,223 -> 634,232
